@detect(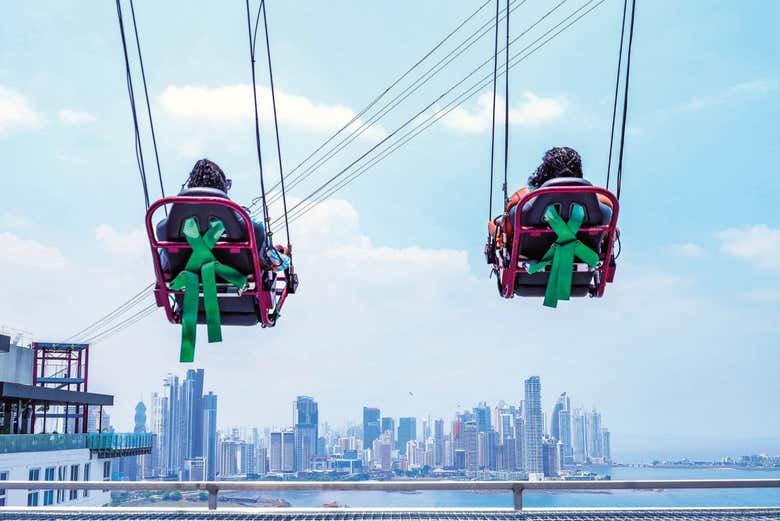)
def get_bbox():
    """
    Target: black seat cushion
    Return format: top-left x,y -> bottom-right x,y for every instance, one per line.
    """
156,188 -> 262,325
156,188 -> 258,275
510,178 -> 612,297
511,177 -> 612,260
